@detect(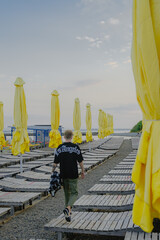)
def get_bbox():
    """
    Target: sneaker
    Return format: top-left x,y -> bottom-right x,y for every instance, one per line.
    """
63,208 -> 71,222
